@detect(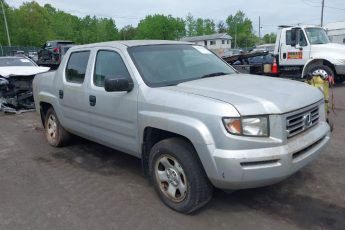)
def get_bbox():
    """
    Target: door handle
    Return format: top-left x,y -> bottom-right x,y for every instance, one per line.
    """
59,90 -> 63,99
89,95 -> 96,106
